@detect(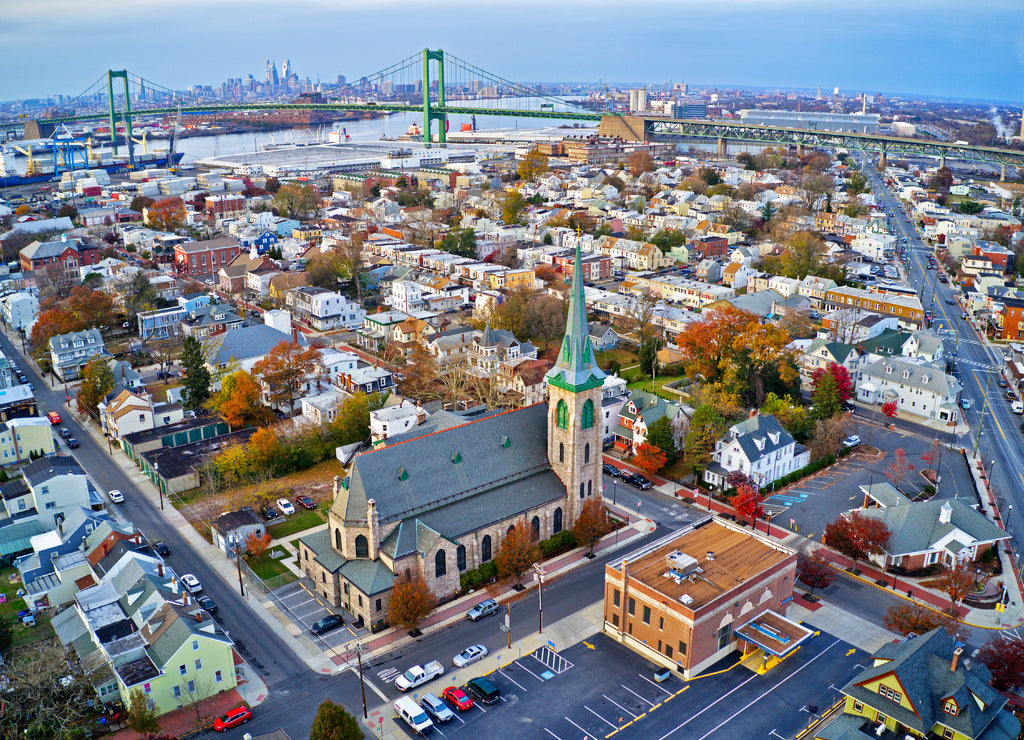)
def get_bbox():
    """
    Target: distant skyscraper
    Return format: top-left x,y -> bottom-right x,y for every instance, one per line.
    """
816,86 -> 822,100
266,59 -> 279,86
282,59 -> 291,79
